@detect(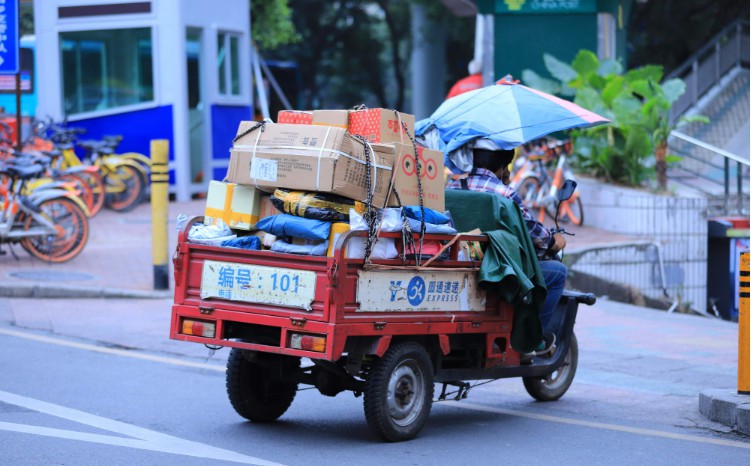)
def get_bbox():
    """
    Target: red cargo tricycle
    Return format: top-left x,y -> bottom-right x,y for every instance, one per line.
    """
170,182 -> 594,442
